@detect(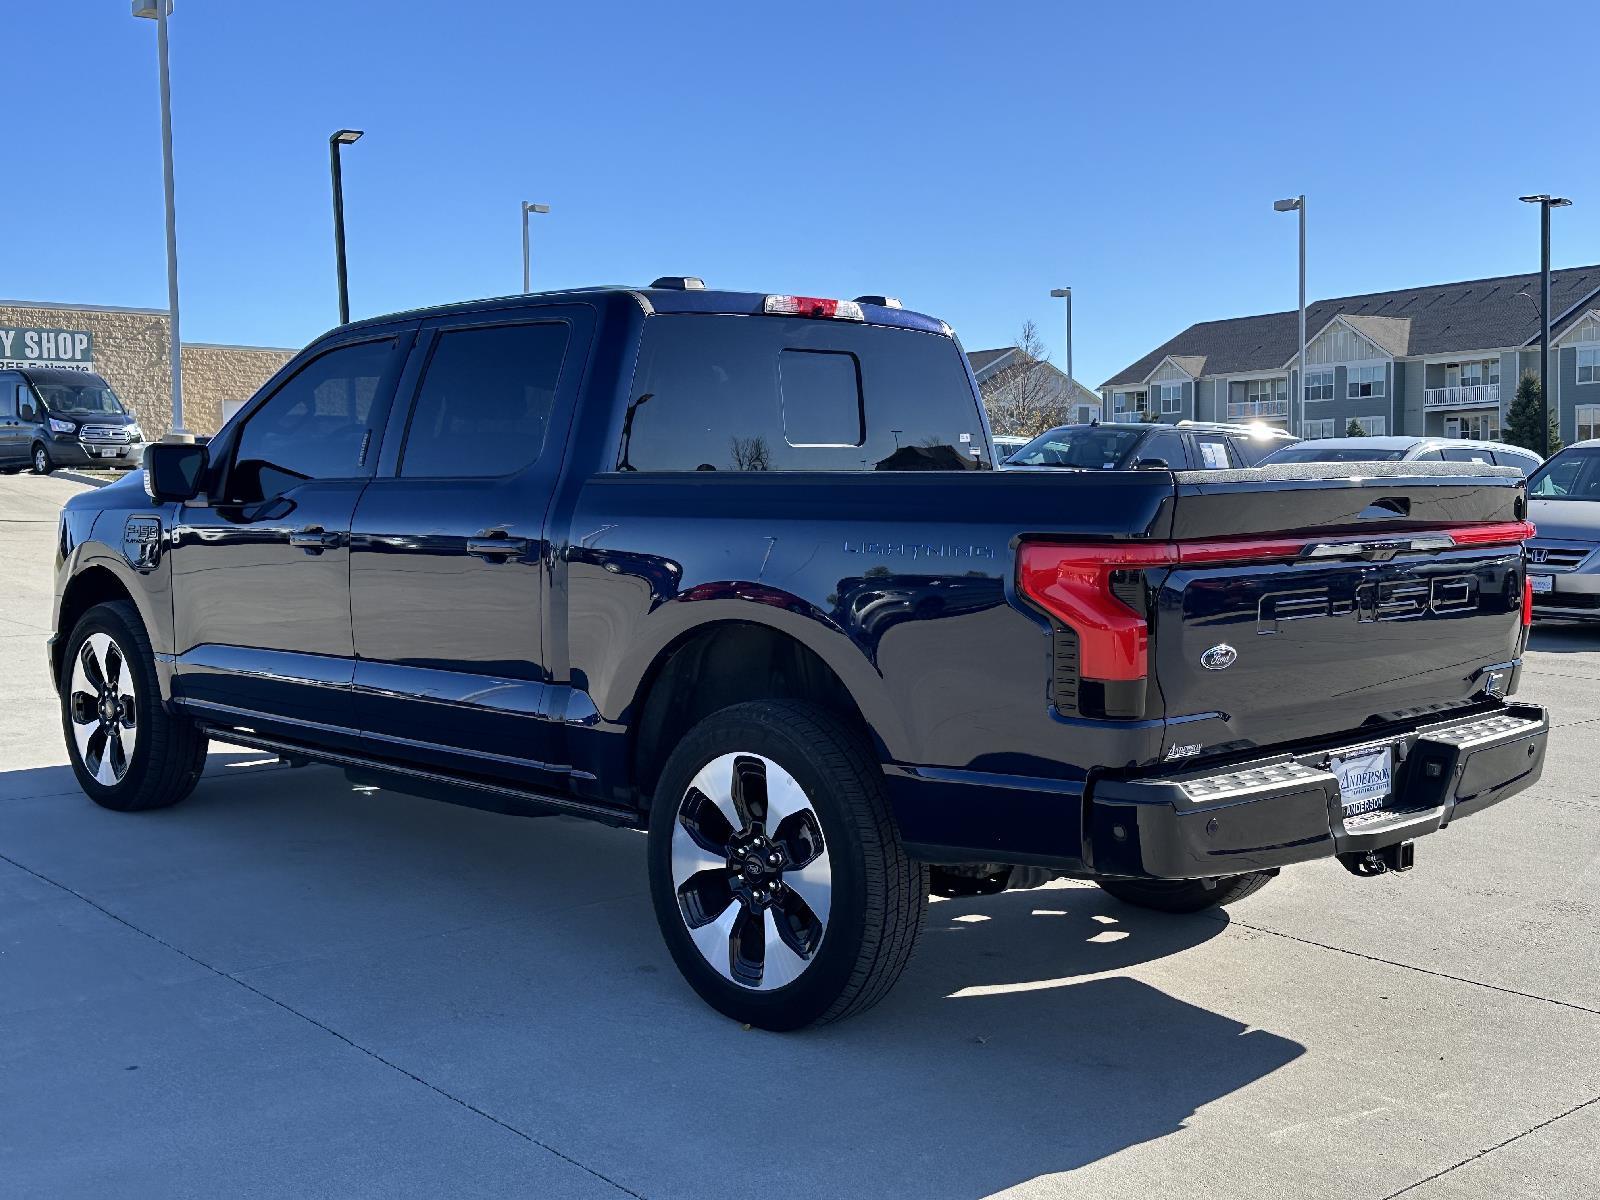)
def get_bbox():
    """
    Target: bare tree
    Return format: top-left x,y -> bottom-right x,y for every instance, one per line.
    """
980,321 -> 1073,438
